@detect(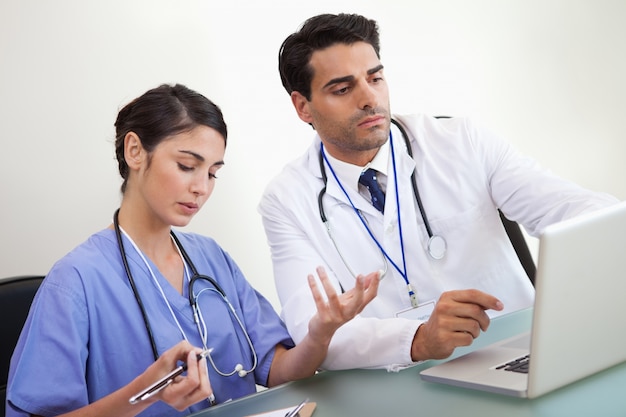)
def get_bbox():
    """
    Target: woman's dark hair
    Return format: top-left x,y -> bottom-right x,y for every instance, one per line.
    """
278,13 -> 380,101
114,83 -> 227,193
